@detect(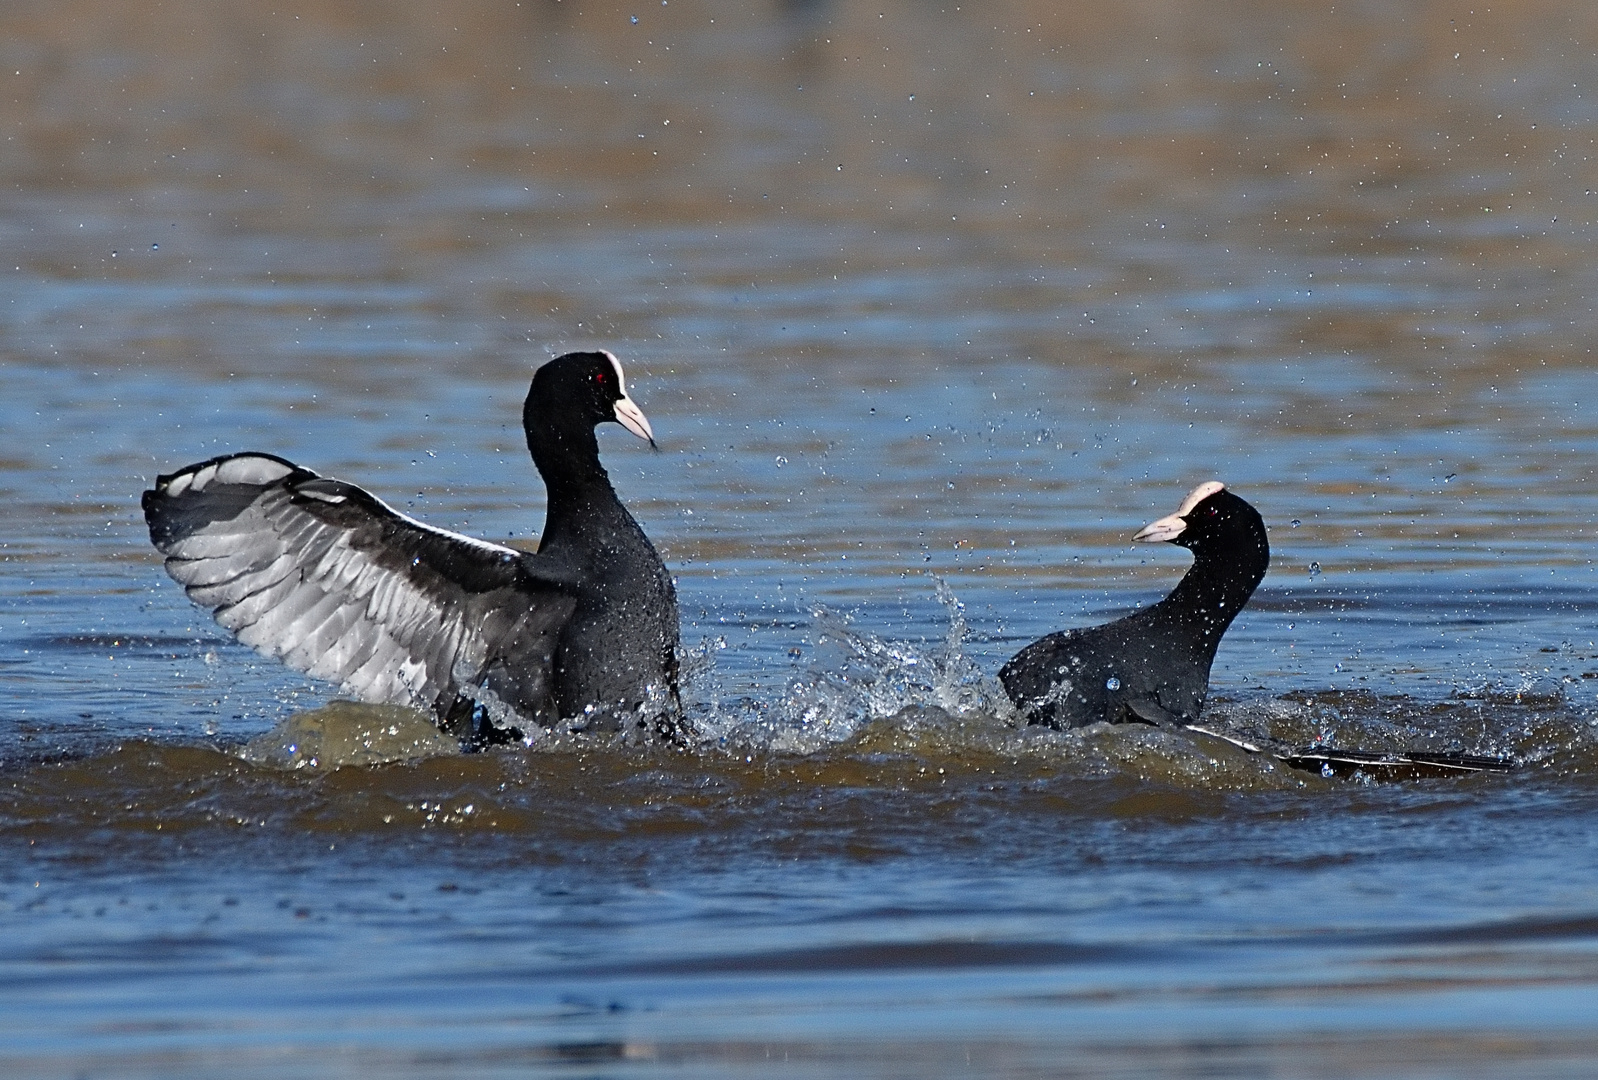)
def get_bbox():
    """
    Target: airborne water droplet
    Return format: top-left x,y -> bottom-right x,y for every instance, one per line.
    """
1105,677 -> 1121,691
